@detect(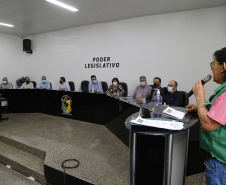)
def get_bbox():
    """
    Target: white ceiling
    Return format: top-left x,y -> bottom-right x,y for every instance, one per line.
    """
1,0 -> 226,37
